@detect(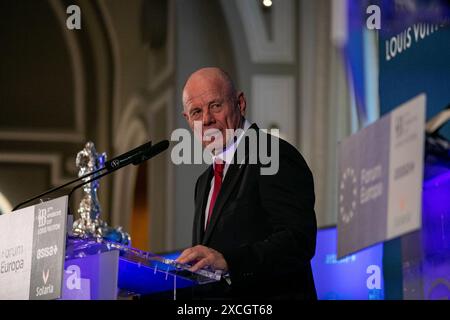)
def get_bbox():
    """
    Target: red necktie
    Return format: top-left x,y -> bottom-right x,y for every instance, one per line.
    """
206,161 -> 225,228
